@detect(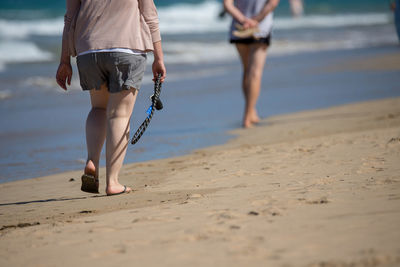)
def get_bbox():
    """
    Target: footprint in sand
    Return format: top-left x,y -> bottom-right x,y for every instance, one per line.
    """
79,210 -> 94,214
207,210 -> 244,222
0,222 -> 40,231
88,226 -> 117,233
357,156 -> 386,174
261,207 -> 282,217
301,196 -> 329,204
387,137 -> 400,146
